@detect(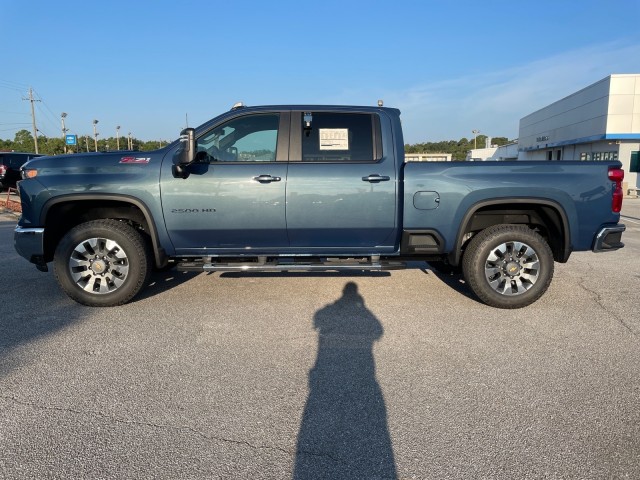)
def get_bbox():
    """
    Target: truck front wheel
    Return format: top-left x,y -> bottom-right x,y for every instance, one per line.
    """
53,219 -> 152,307
462,224 -> 554,309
